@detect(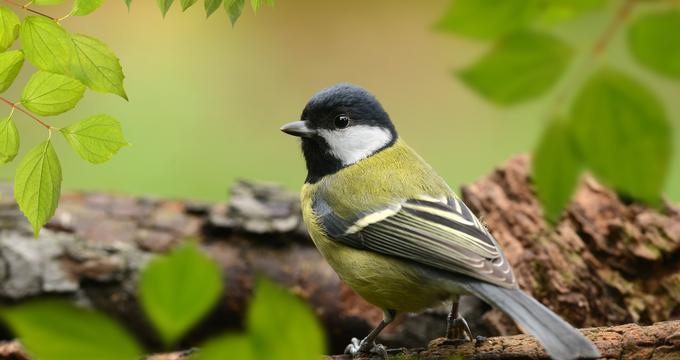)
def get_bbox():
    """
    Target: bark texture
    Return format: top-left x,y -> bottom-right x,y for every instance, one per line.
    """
1,321 -> 677,360
461,156 -> 680,336
0,155 -> 678,357
328,321 -> 680,359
